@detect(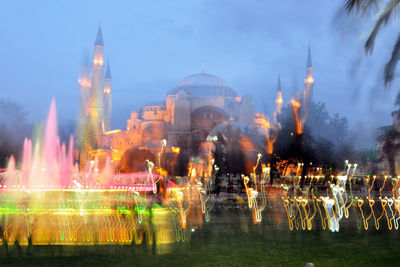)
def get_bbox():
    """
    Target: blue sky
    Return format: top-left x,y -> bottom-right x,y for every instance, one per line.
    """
0,0 -> 398,130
